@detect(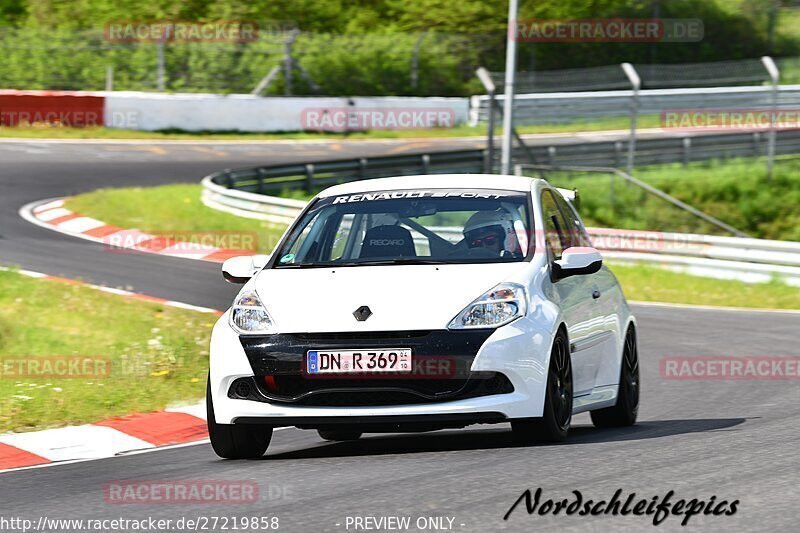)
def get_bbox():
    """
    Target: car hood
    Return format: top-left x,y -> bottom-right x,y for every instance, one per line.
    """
253,263 -> 528,333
